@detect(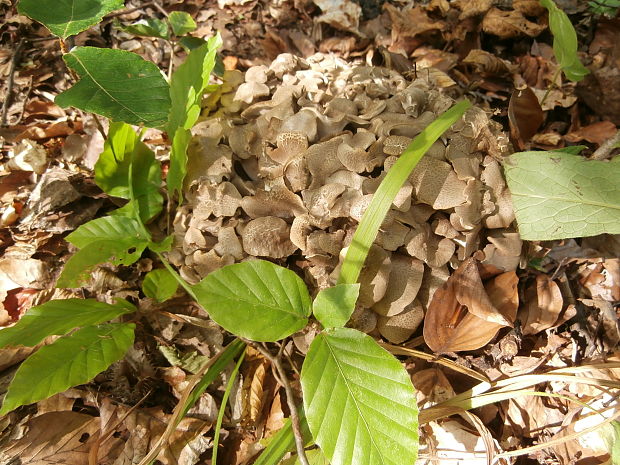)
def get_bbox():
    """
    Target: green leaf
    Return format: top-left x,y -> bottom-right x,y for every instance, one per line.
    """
66,216 -> 148,248
312,284 -> 360,329
602,421 -> 620,465
121,18 -> 169,39
167,34 -> 222,200
168,11 -> 196,36
0,323 -> 135,415
338,100 -> 471,285
301,327 -> 419,465
539,0 -> 590,82
179,36 -> 207,52
554,145 -> 587,155
282,449 -> 330,465
56,47 -> 171,127
0,299 -> 135,348
504,151 -> 620,239
192,260 -> 311,342
143,268 -> 178,302
148,235 -> 174,253
17,0 -> 124,39
95,122 -> 163,222
57,239 -> 147,288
